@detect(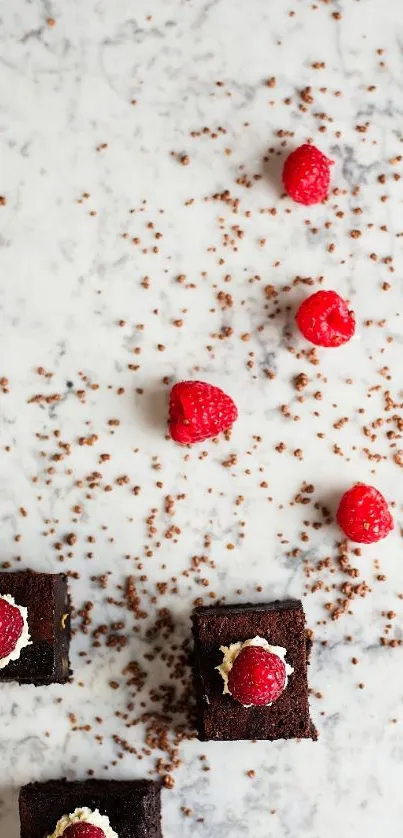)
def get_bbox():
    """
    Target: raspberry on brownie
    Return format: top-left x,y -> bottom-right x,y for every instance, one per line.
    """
192,600 -> 316,741
0,593 -> 30,667
63,826 -> 106,838
220,639 -> 292,707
